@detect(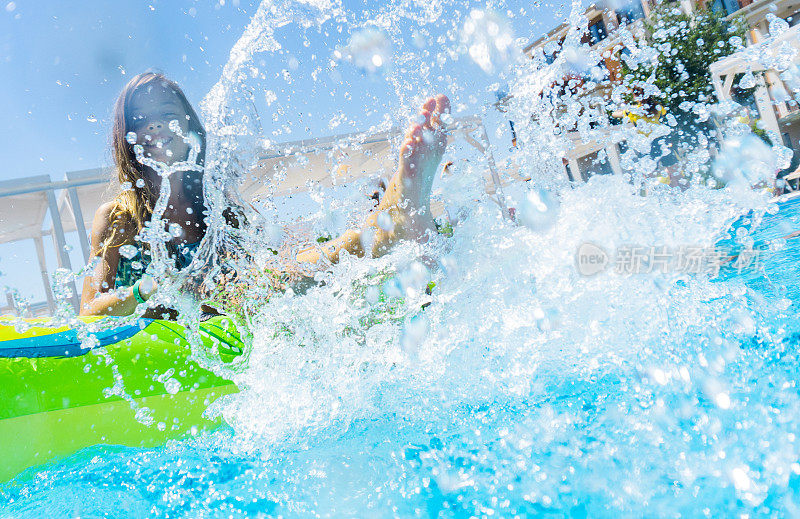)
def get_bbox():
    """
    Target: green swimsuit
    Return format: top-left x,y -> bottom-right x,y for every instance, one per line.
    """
115,241 -> 201,289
